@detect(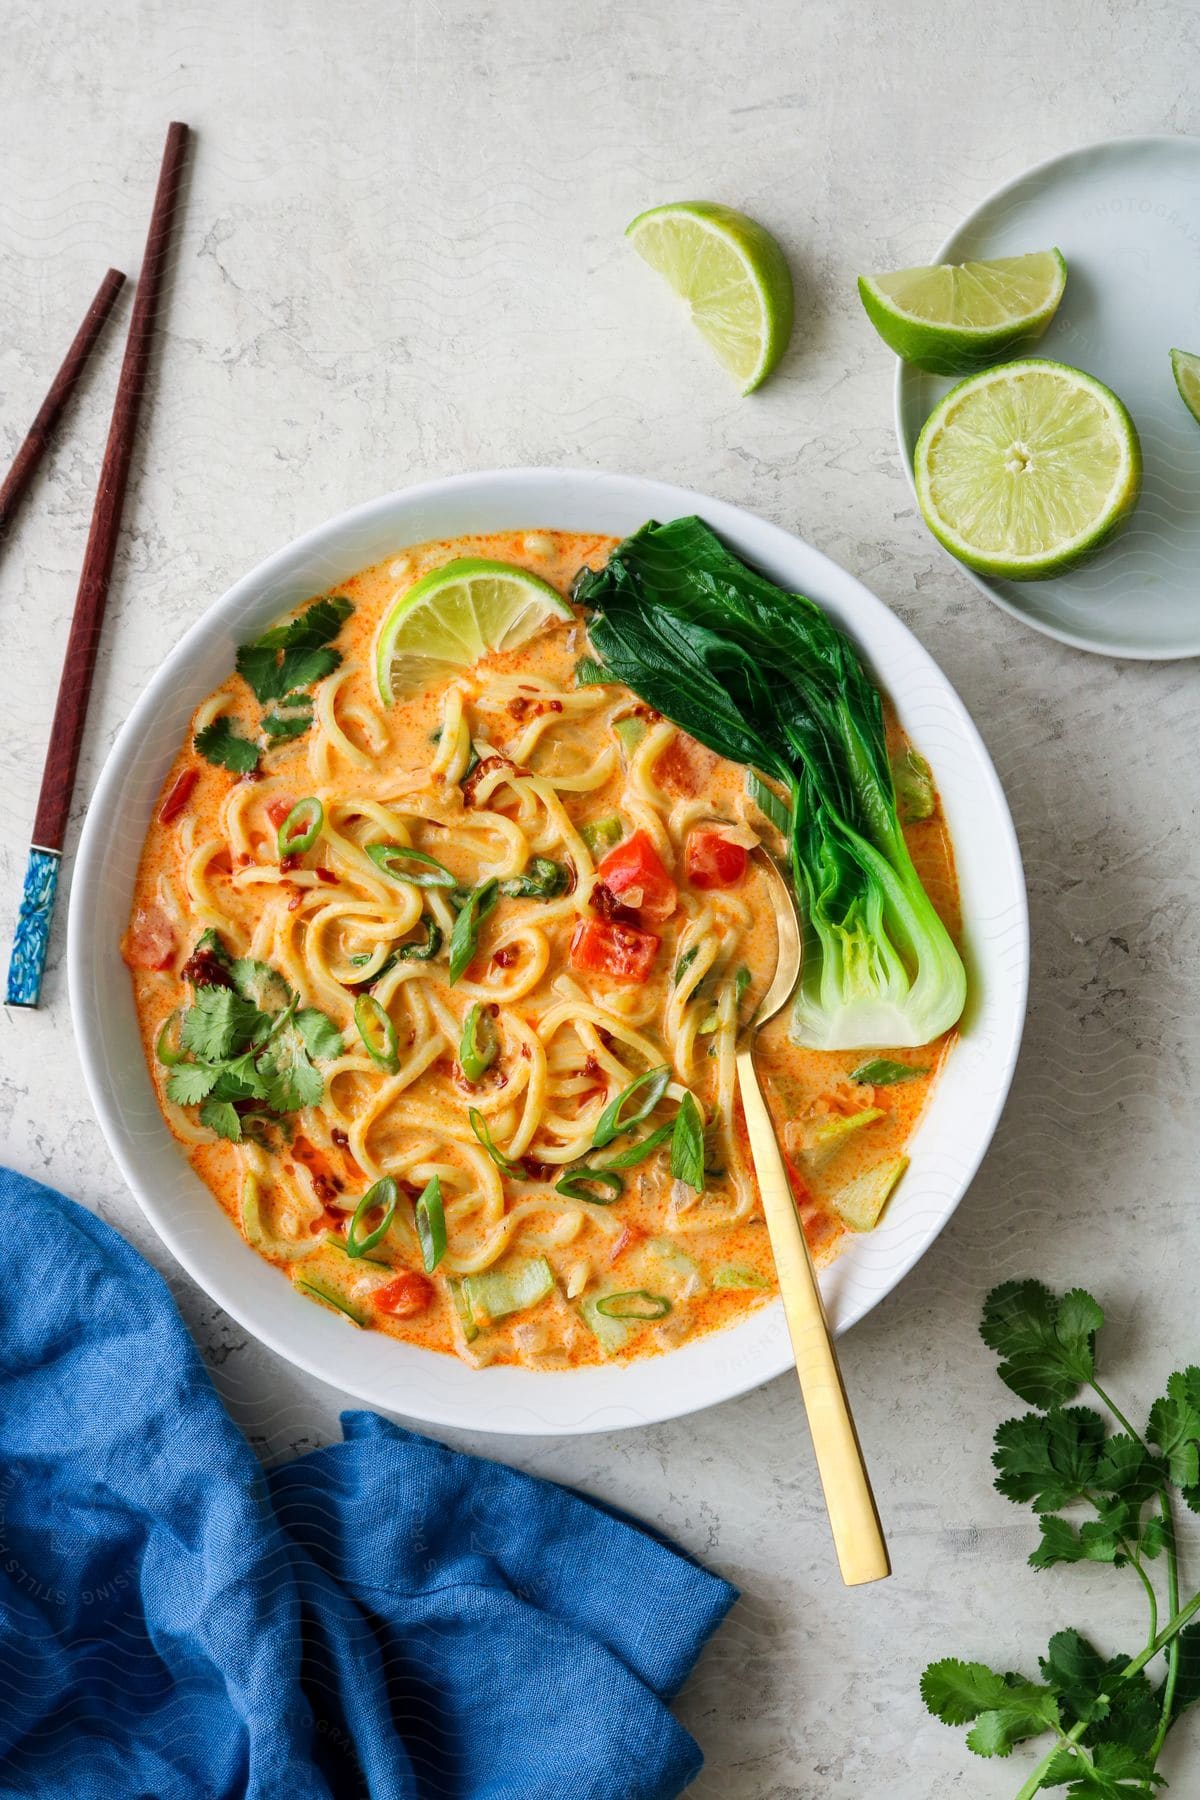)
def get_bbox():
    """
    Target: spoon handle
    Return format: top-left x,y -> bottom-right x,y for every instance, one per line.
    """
735,1046 -> 891,1587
